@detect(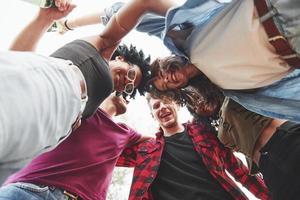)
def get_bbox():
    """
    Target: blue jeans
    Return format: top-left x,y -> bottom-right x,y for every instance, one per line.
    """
224,69 -> 300,123
0,183 -> 69,200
